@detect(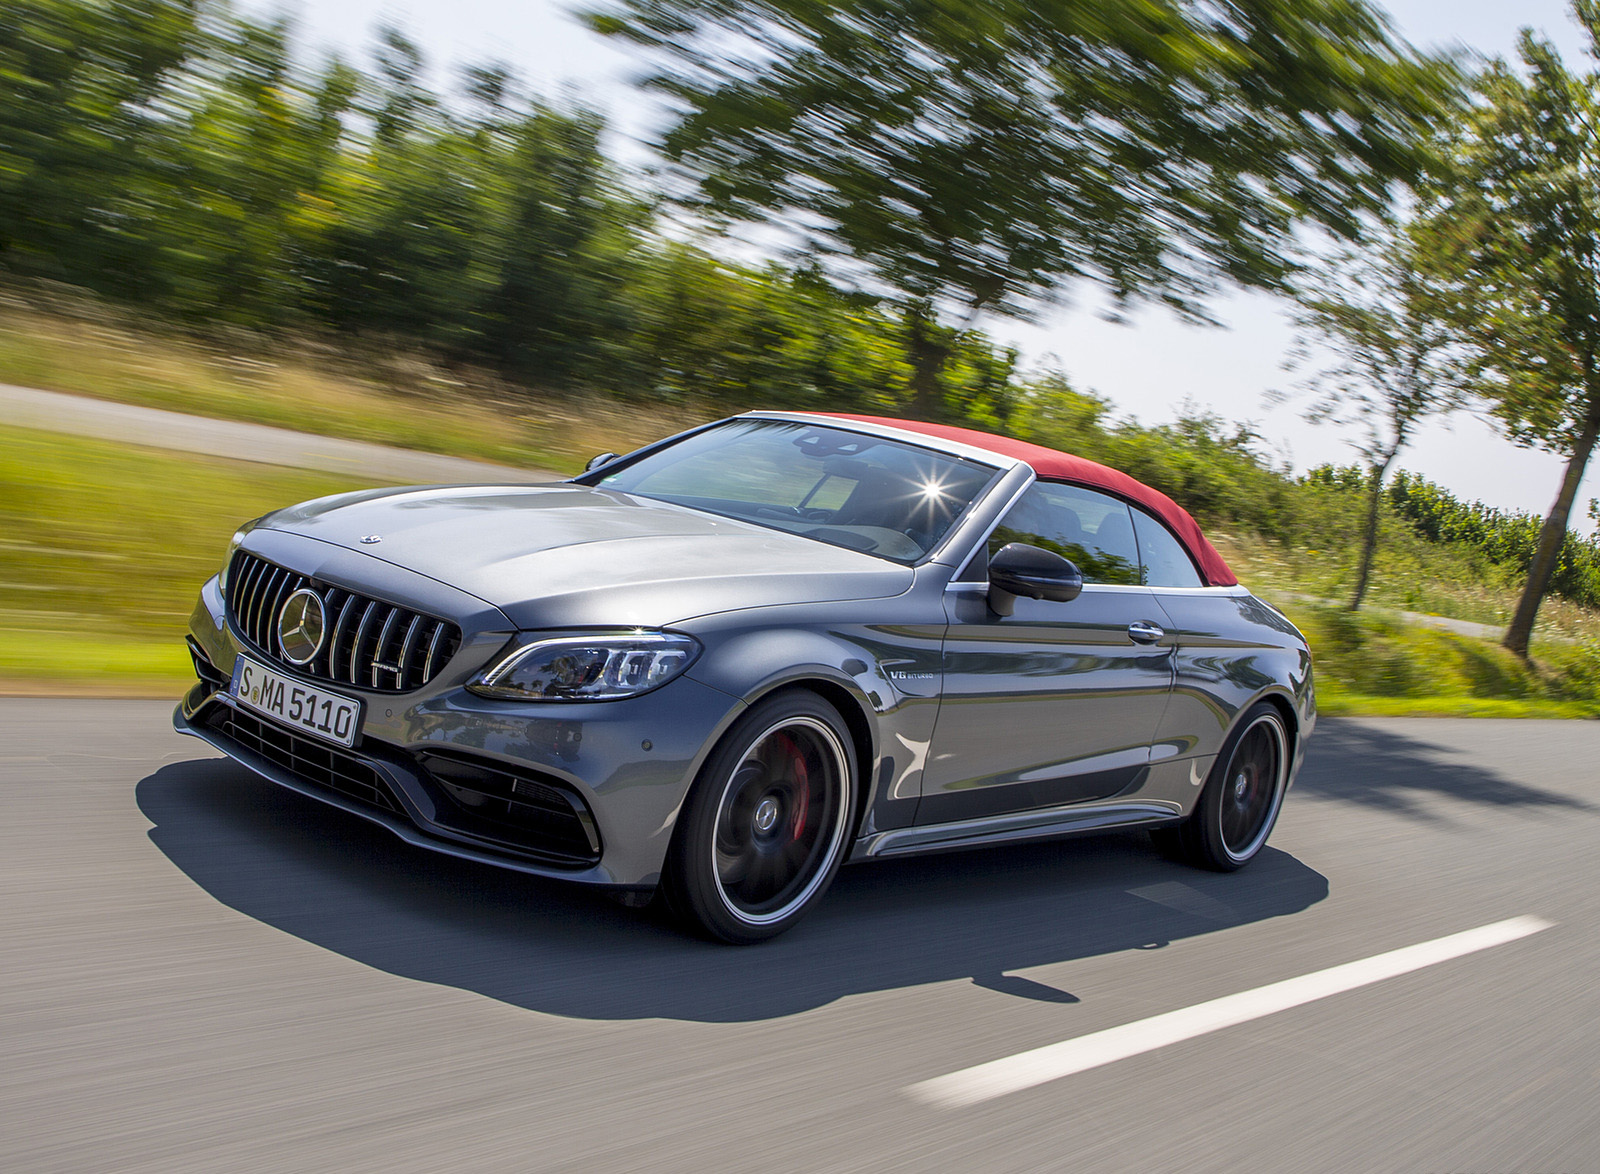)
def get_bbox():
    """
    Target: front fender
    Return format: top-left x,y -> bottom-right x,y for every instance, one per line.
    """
682,606 -> 949,835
